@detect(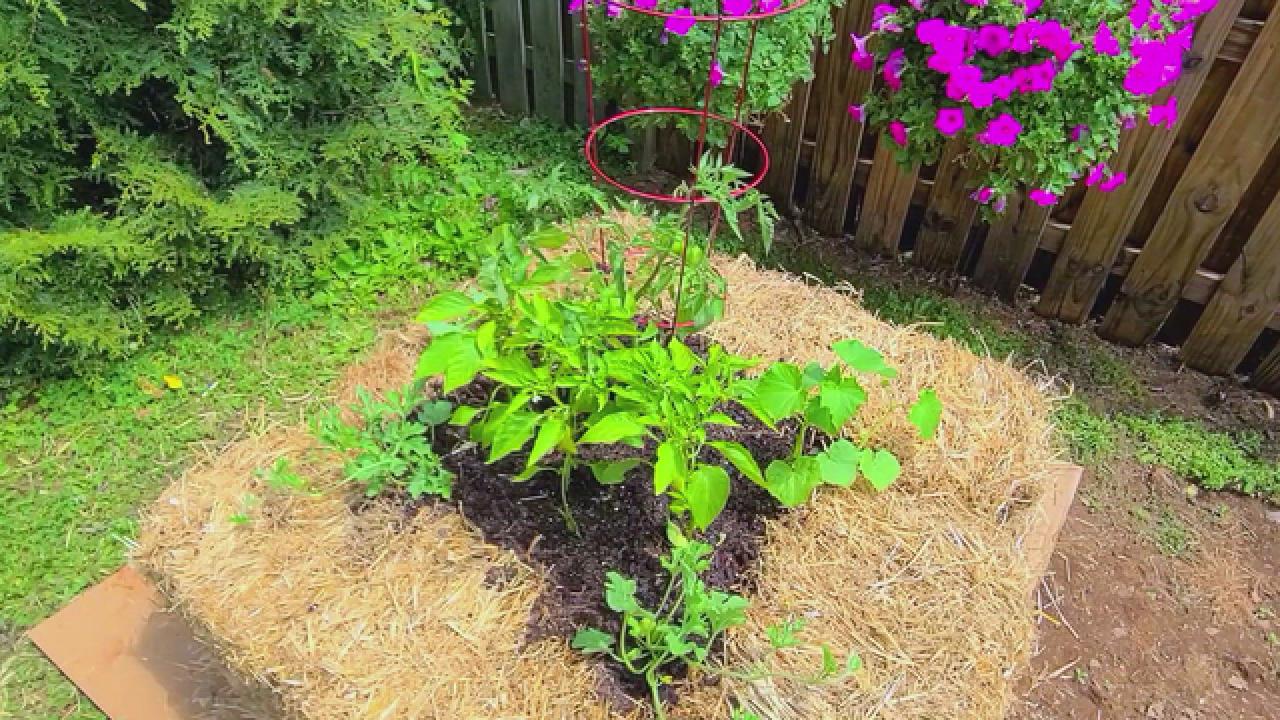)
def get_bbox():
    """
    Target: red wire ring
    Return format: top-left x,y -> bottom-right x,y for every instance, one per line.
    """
605,0 -> 811,22
584,106 -> 771,205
